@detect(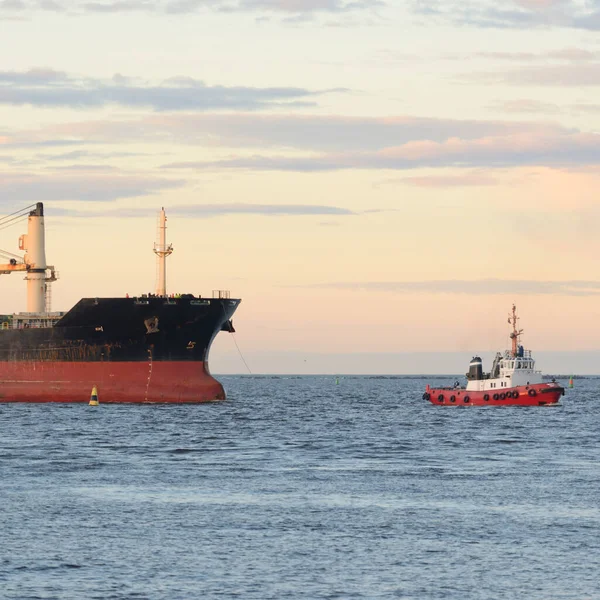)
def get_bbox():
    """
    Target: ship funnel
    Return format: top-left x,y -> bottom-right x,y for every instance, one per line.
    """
466,356 -> 483,381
